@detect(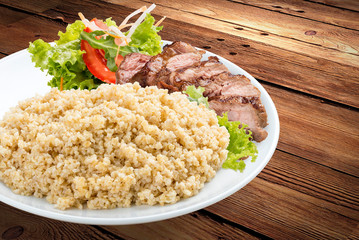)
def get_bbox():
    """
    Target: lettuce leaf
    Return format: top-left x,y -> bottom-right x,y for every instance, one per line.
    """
104,17 -> 117,27
80,30 -> 140,72
184,86 -> 209,108
218,113 -> 258,172
183,86 -> 258,172
28,20 -> 101,90
129,13 -> 163,56
56,20 -> 85,45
